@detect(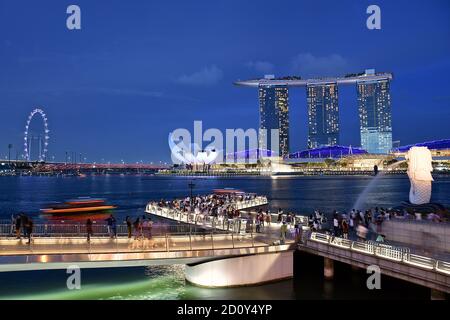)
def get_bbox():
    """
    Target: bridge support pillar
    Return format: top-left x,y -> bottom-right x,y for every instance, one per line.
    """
430,289 -> 446,300
185,251 -> 293,287
324,257 -> 334,280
